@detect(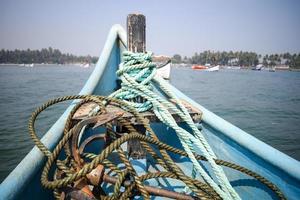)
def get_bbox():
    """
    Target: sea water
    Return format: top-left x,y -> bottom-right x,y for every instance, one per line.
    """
0,65 -> 299,182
